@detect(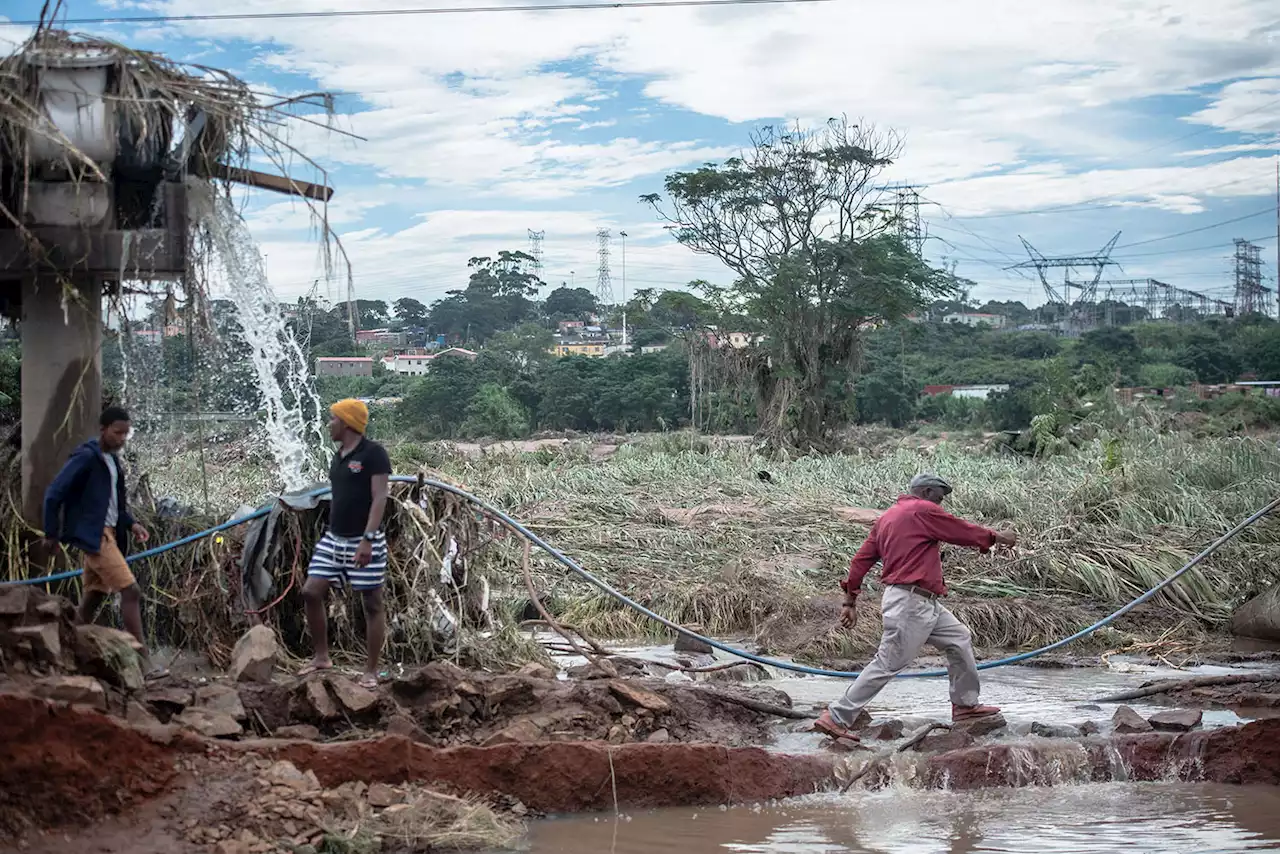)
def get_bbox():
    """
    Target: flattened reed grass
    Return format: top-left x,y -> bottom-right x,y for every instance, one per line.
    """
414,427 -> 1280,649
